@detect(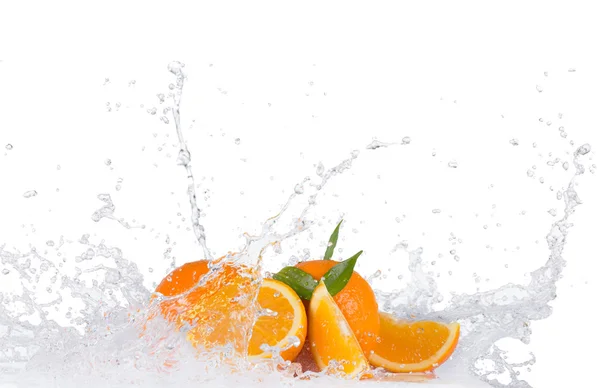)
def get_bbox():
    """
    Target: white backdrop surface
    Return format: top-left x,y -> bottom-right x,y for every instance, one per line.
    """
1,1 -> 599,387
